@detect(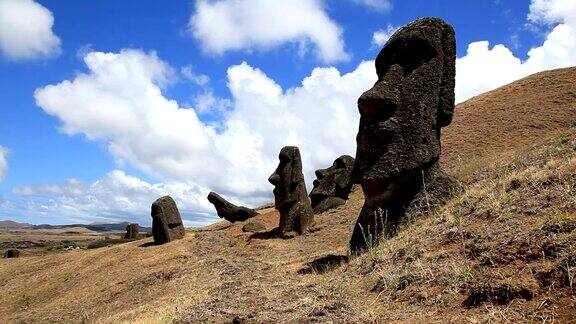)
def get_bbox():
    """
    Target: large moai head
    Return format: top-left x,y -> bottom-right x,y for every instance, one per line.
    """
151,195 -> 185,244
268,146 -> 314,234
309,155 -> 355,214
350,18 -> 456,253
354,17 -> 455,190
